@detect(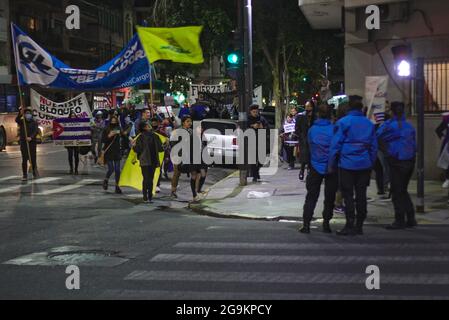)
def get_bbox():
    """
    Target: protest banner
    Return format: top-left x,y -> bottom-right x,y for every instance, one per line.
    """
12,23 -> 151,90
189,83 -> 231,100
31,89 -> 92,129
283,123 -> 296,134
53,118 -> 92,147
365,76 -> 389,124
